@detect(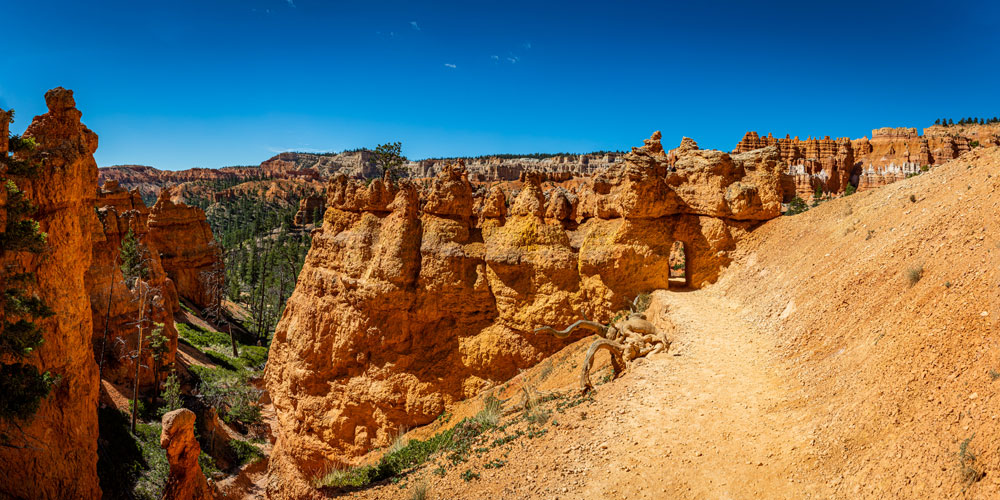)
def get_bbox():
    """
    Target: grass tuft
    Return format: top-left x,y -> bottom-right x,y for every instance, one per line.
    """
906,265 -> 924,286
409,481 -> 429,500
958,435 -> 985,485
